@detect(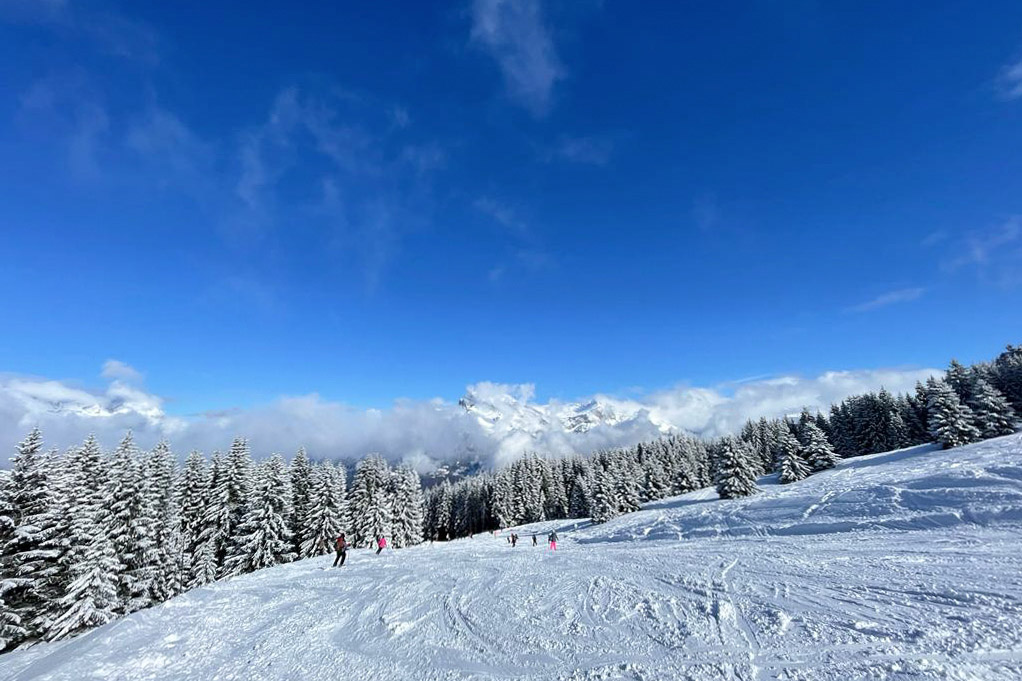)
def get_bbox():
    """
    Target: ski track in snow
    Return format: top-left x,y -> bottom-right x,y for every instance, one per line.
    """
5,435 -> 1022,680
